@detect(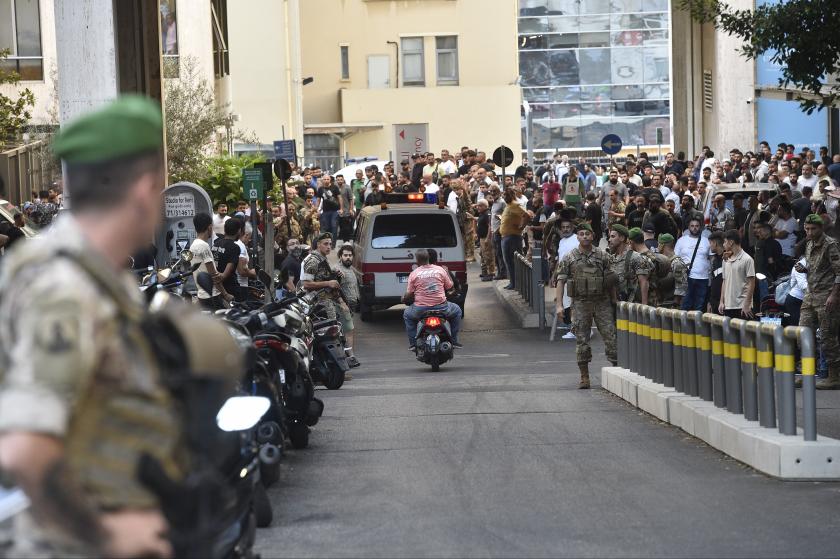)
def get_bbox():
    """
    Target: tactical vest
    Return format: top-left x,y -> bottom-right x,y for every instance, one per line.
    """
0,249 -> 186,510
568,249 -> 614,299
